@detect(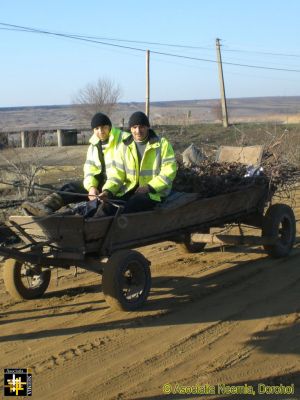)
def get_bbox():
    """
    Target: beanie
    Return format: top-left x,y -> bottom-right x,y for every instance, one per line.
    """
128,111 -> 150,128
91,113 -> 112,129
